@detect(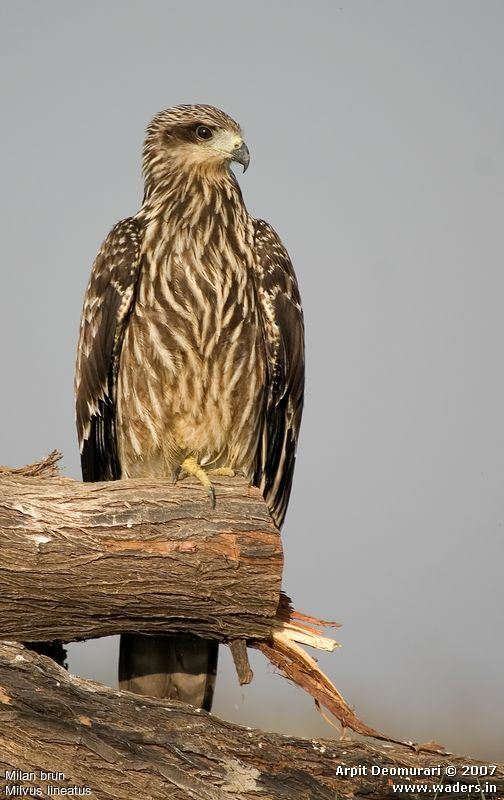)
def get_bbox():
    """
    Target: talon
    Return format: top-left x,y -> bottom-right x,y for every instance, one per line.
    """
181,454 -> 218,509
208,484 -> 216,508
